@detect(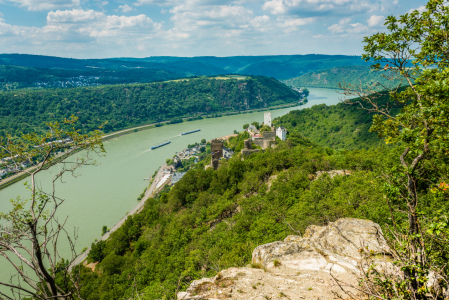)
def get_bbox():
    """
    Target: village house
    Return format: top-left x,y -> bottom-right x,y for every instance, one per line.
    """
223,147 -> 234,159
